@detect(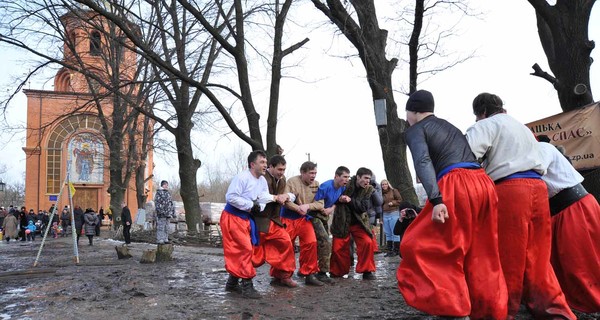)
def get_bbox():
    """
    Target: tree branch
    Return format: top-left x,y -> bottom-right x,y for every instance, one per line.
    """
282,37 -> 310,57
530,63 -> 558,87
